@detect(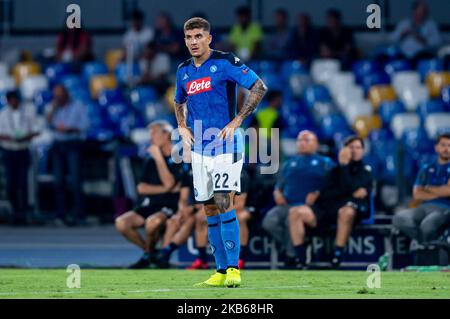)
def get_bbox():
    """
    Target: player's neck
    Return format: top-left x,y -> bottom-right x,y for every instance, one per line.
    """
193,48 -> 212,67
